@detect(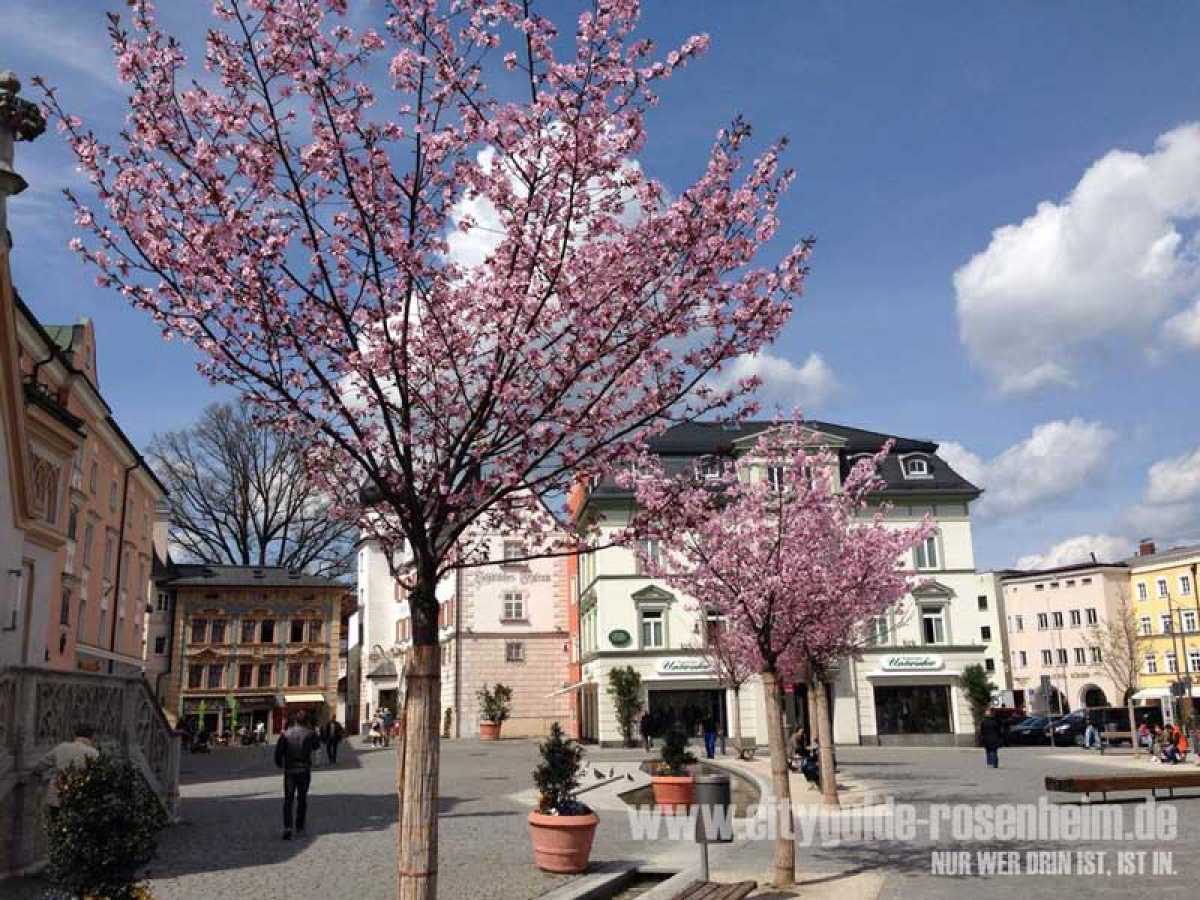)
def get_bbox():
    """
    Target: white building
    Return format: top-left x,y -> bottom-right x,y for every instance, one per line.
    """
575,421 -> 1003,747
